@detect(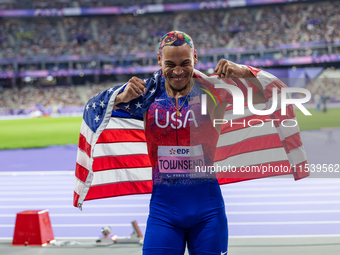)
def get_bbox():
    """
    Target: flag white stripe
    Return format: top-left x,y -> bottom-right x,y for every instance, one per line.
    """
217,122 -> 278,148
74,177 -> 84,195
91,167 -> 152,186
215,147 -> 288,168
93,142 -> 148,157
256,71 -> 279,89
224,104 -> 266,120
107,117 -> 144,130
288,146 -> 308,165
265,91 -> 291,111
277,118 -> 300,140
80,119 -> 95,145
76,148 -> 92,171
